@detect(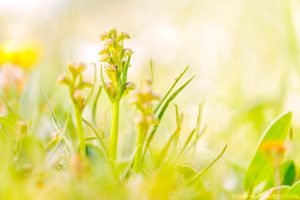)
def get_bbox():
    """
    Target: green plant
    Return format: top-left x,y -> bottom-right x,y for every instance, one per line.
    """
58,63 -> 92,157
99,28 -> 134,163
243,112 -> 298,199
130,79 -> 159,171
